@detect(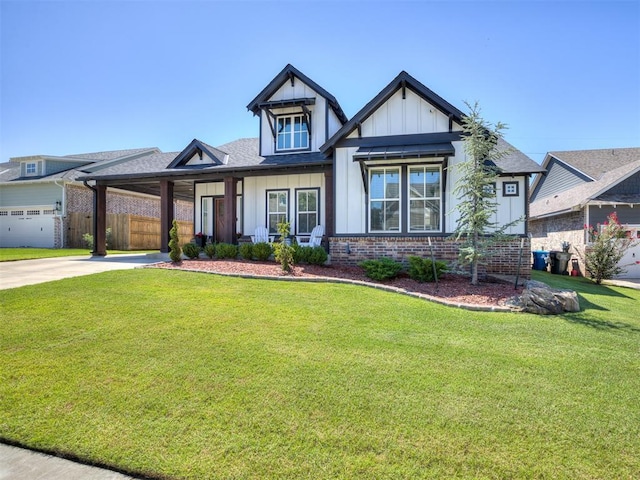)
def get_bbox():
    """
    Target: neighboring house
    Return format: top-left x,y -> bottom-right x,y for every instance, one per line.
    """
529,148 -> 640,278
0,148 -> 193,249
80,64 -> 543,277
